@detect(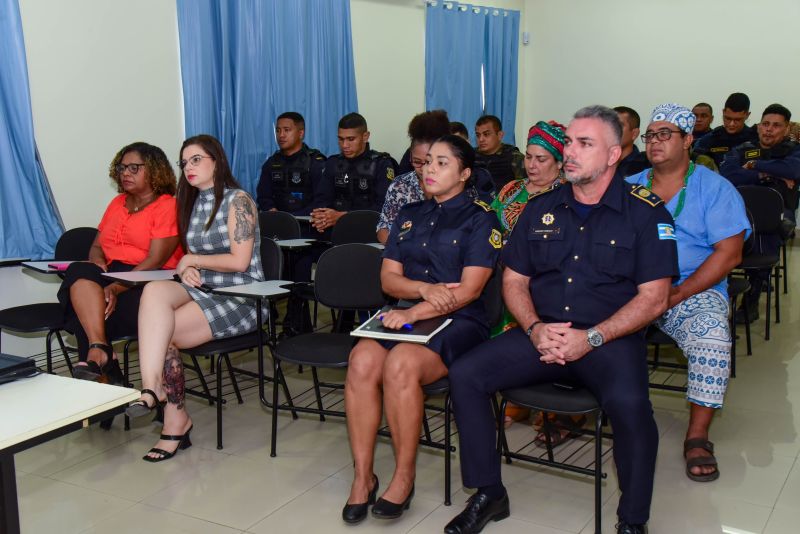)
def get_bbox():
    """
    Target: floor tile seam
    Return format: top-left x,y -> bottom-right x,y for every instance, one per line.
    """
75,499 -> 140,534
